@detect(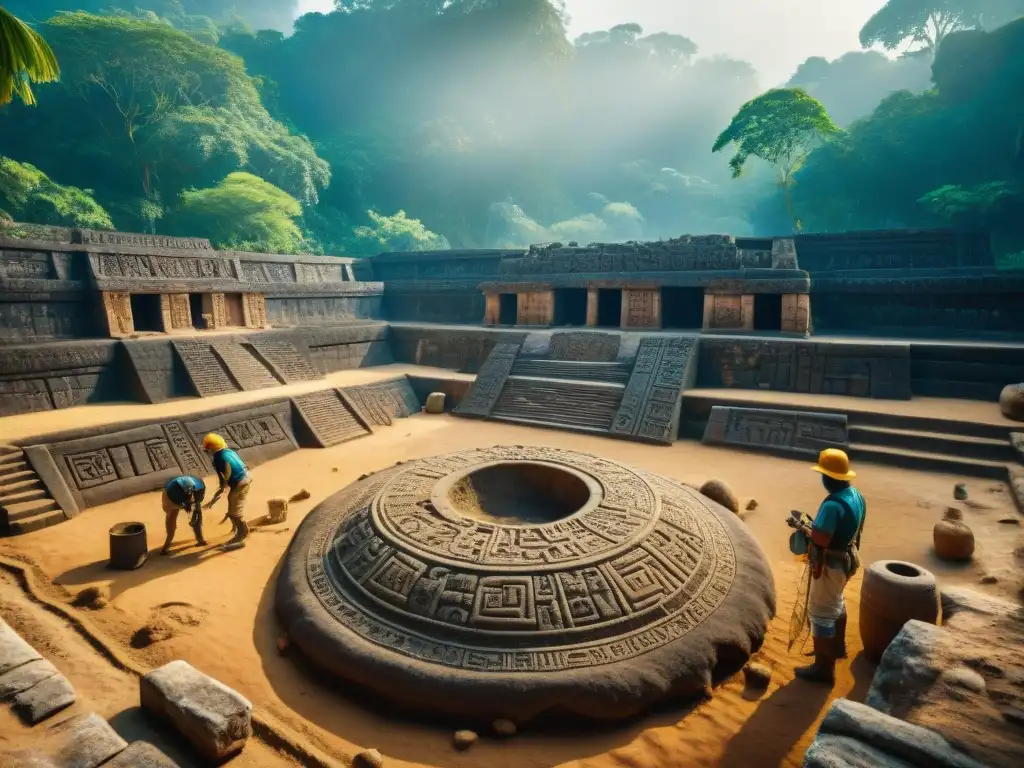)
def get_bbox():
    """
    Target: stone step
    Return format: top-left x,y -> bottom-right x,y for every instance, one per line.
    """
491,378 -> 623,432
0,445 -> 22,457
848,443 -> 1009,480
849,425 -> 1018,464
5,507 -> 66,536
0,475 -> 44,494
211,342 -> 279,391
0,485 -> 48,506
2,497 -> 60,524
511,359 -> 631,384
0,461 -> 32,480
